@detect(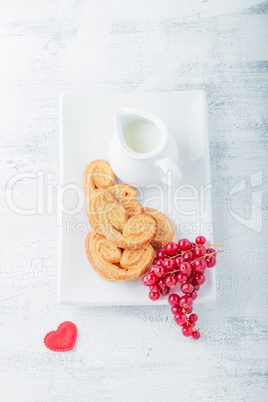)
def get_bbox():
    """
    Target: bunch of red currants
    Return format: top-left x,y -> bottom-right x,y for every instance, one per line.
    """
142,236 -> 221,340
